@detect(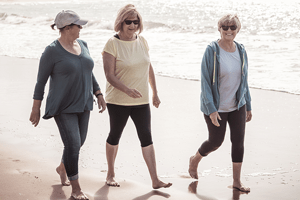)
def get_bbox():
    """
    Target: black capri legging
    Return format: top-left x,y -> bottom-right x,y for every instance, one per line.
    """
198,105 -> 246,162
106,103 -> 153,147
